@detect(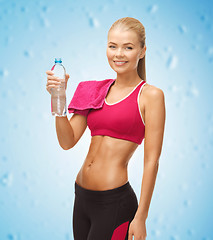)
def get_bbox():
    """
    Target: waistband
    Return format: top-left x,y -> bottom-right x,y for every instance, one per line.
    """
74,181 -> 133,202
